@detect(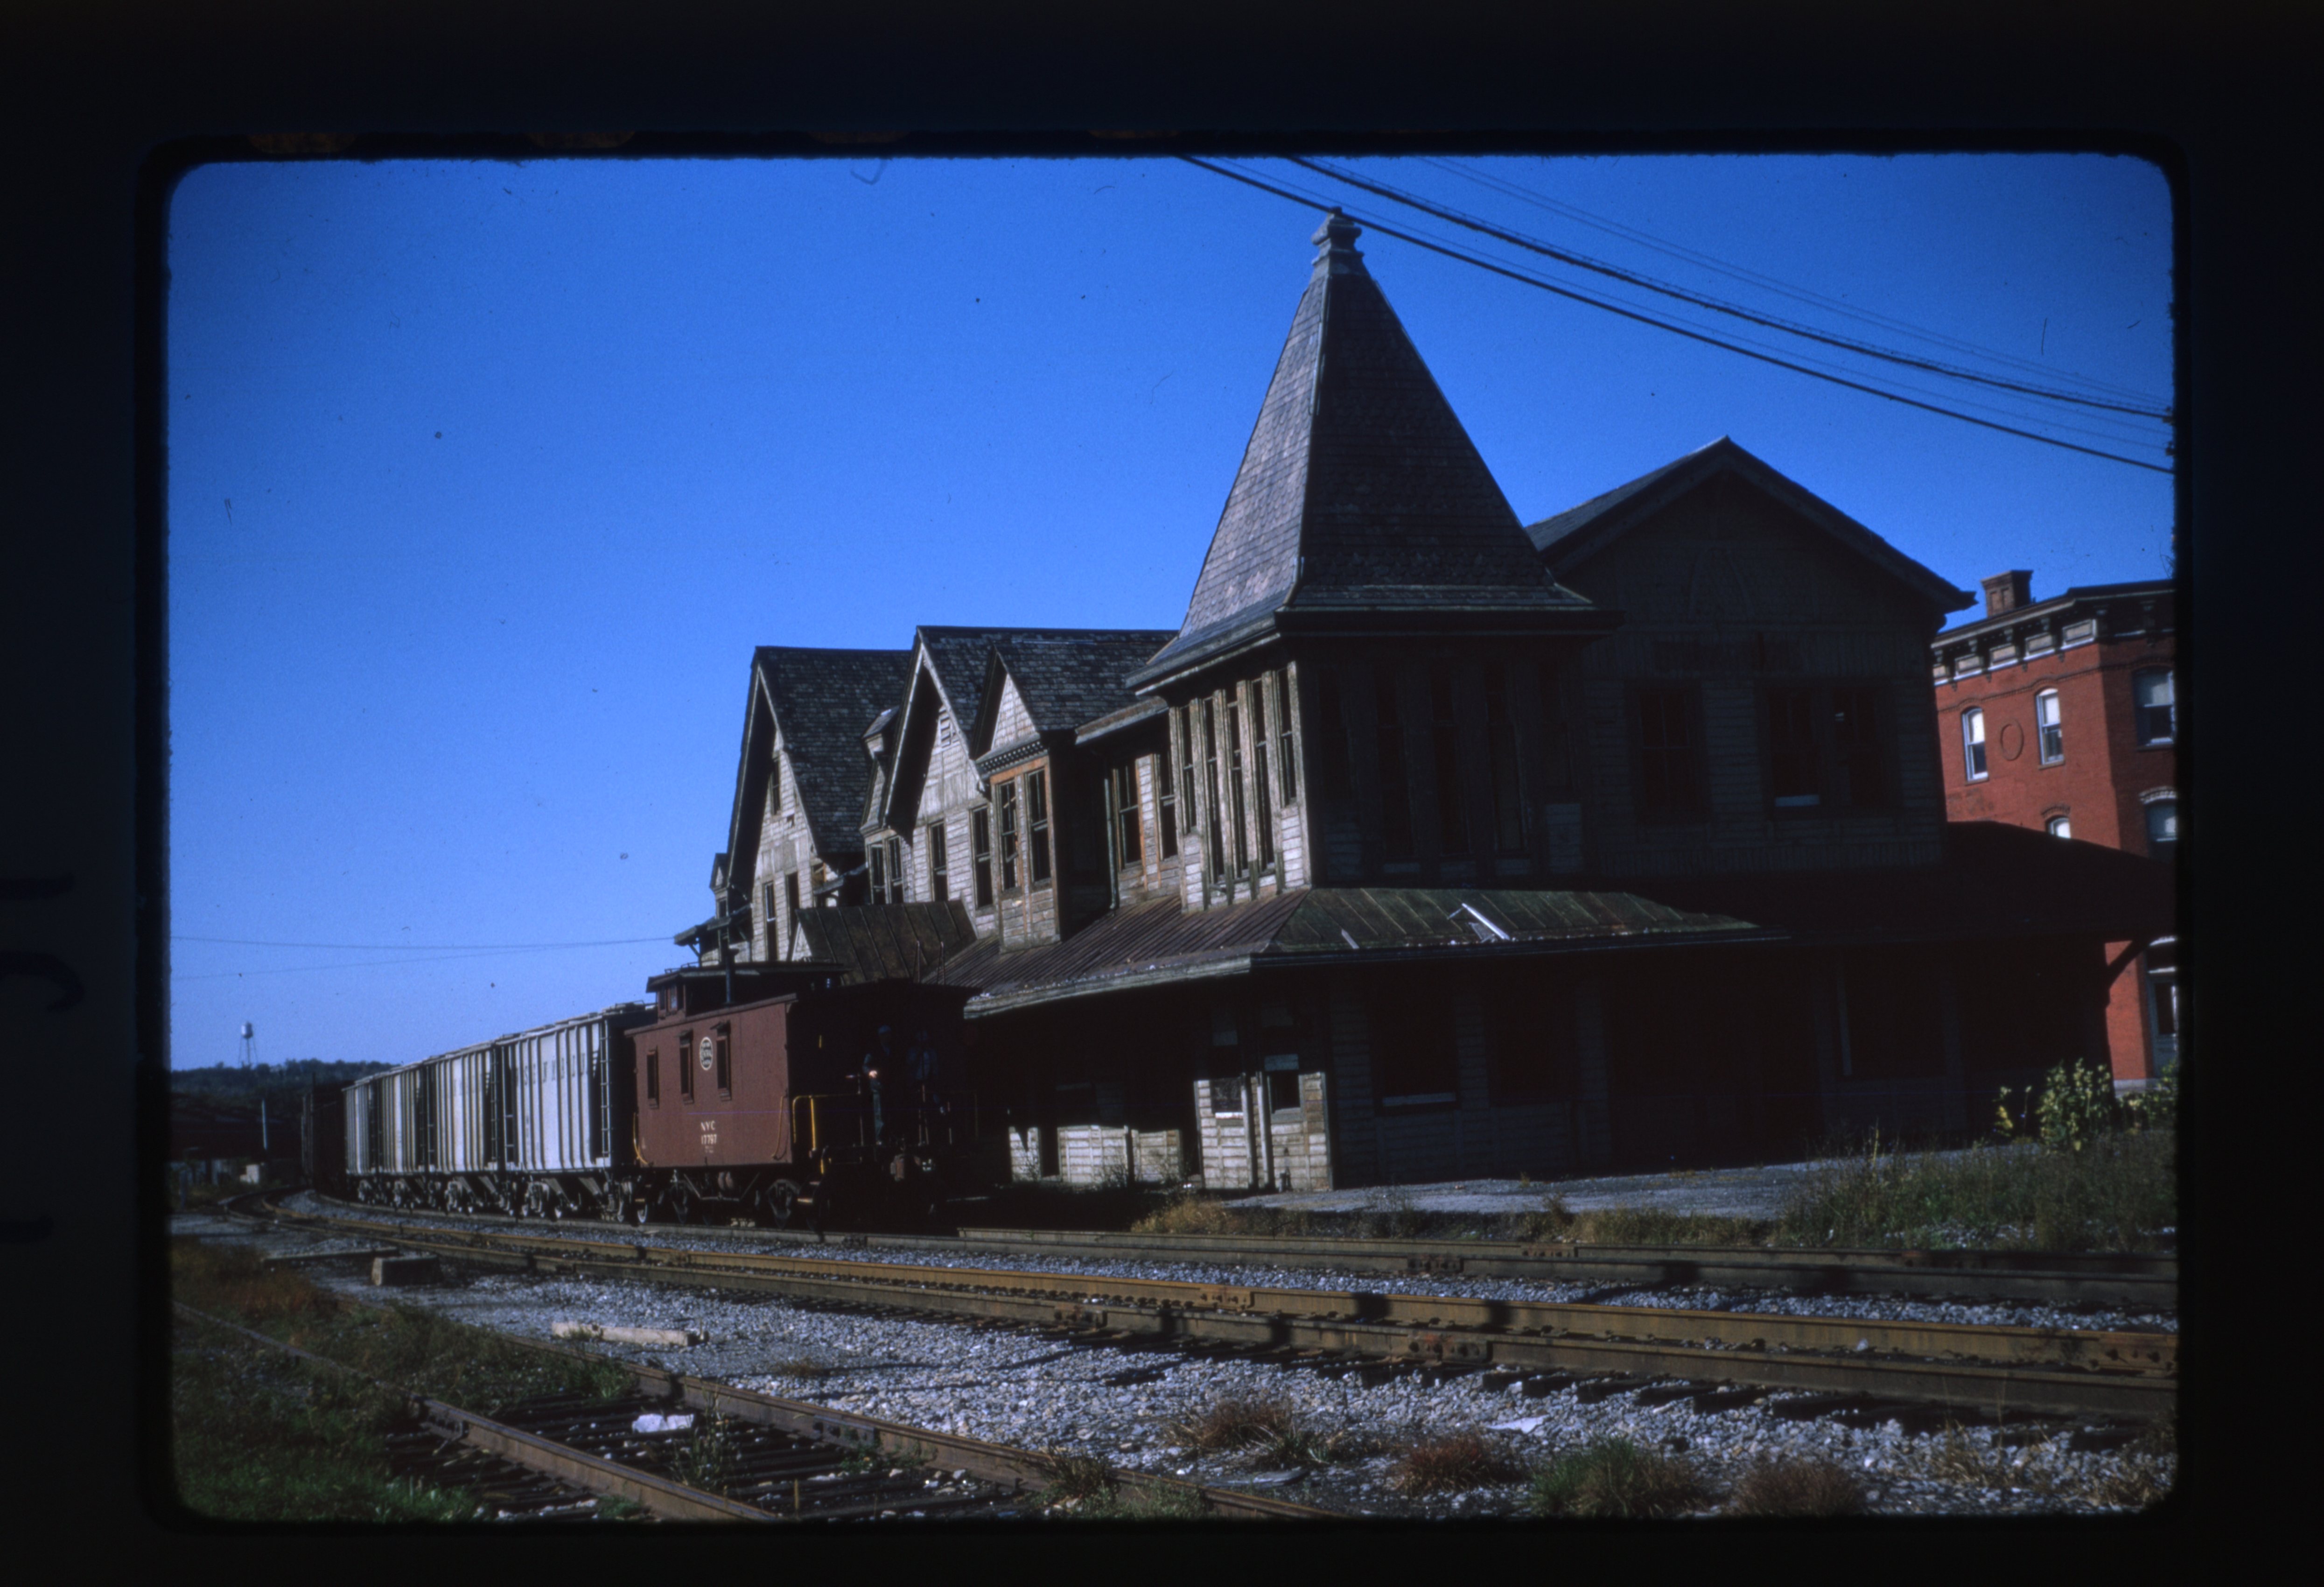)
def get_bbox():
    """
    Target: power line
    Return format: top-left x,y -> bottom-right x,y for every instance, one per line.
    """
1242,162 -> 2165,454
1290,156 -> 2173,423
1181,156 -> 2172,476
174,934 -> 672,950
1416,155 -> 2170,410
